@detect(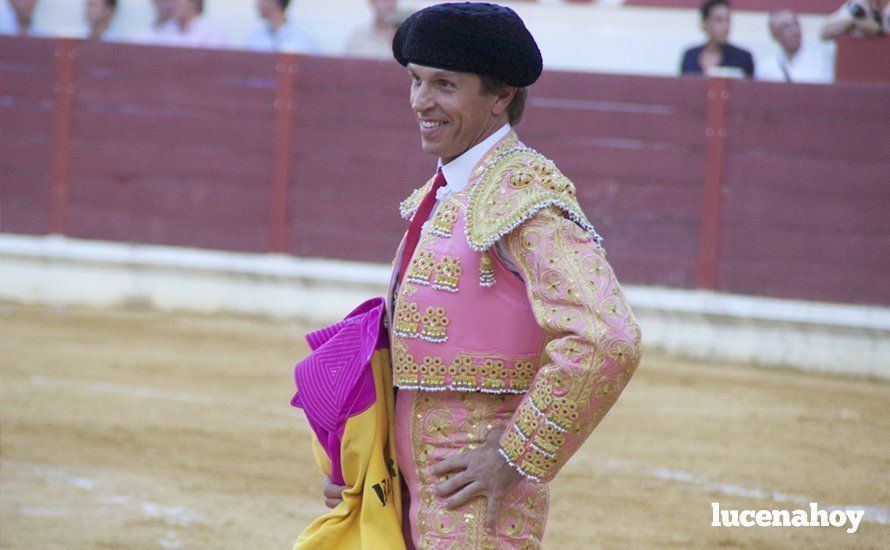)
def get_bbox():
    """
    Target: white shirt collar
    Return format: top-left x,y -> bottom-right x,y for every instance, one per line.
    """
437,123 -> 511,197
